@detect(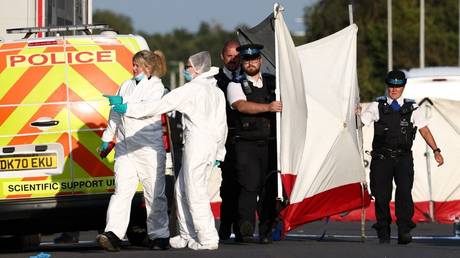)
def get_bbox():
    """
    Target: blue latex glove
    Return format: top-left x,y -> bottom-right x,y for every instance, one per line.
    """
99,141 -> 109,153
113,103 -> 127,114
103,94 -> 123,105
30,252 -> 51,258
214,160 -> 221,167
